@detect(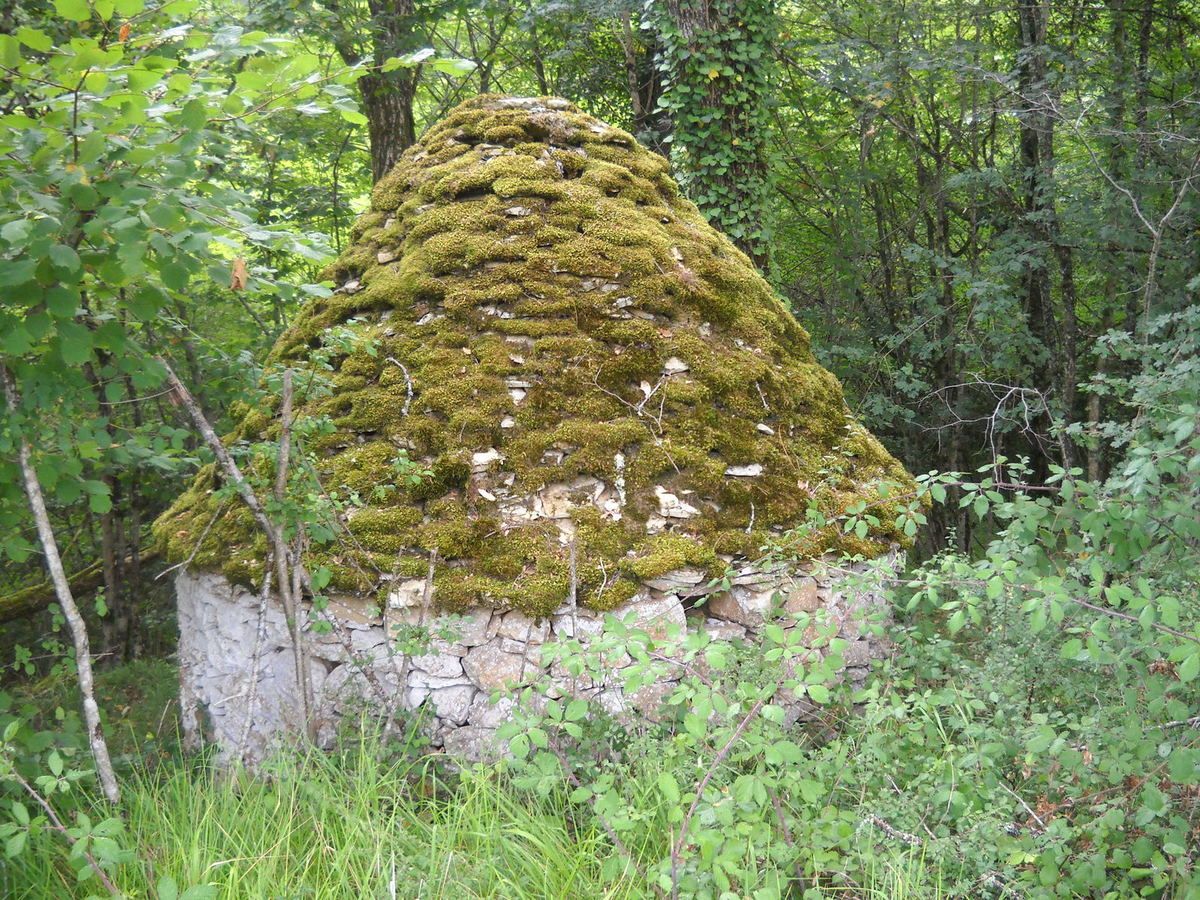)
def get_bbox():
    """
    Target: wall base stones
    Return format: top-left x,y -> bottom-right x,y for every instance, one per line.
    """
176,551 -> 899,767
